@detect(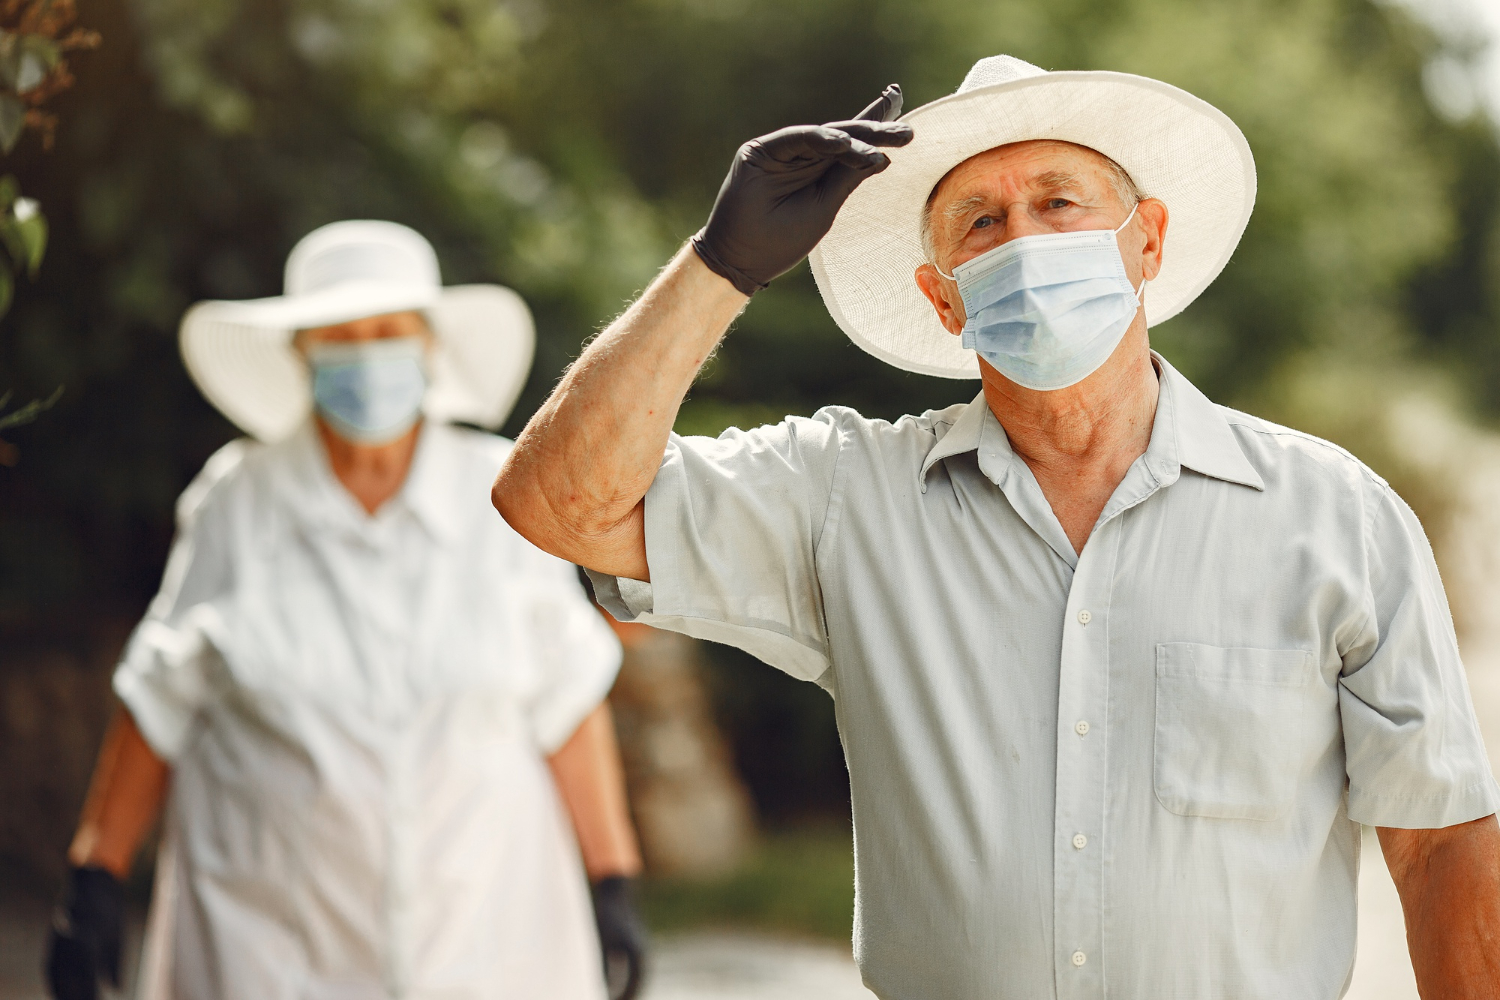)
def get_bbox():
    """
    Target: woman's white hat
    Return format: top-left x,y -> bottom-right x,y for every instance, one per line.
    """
807,55 -> 1256,379
180,220 -> 536,441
